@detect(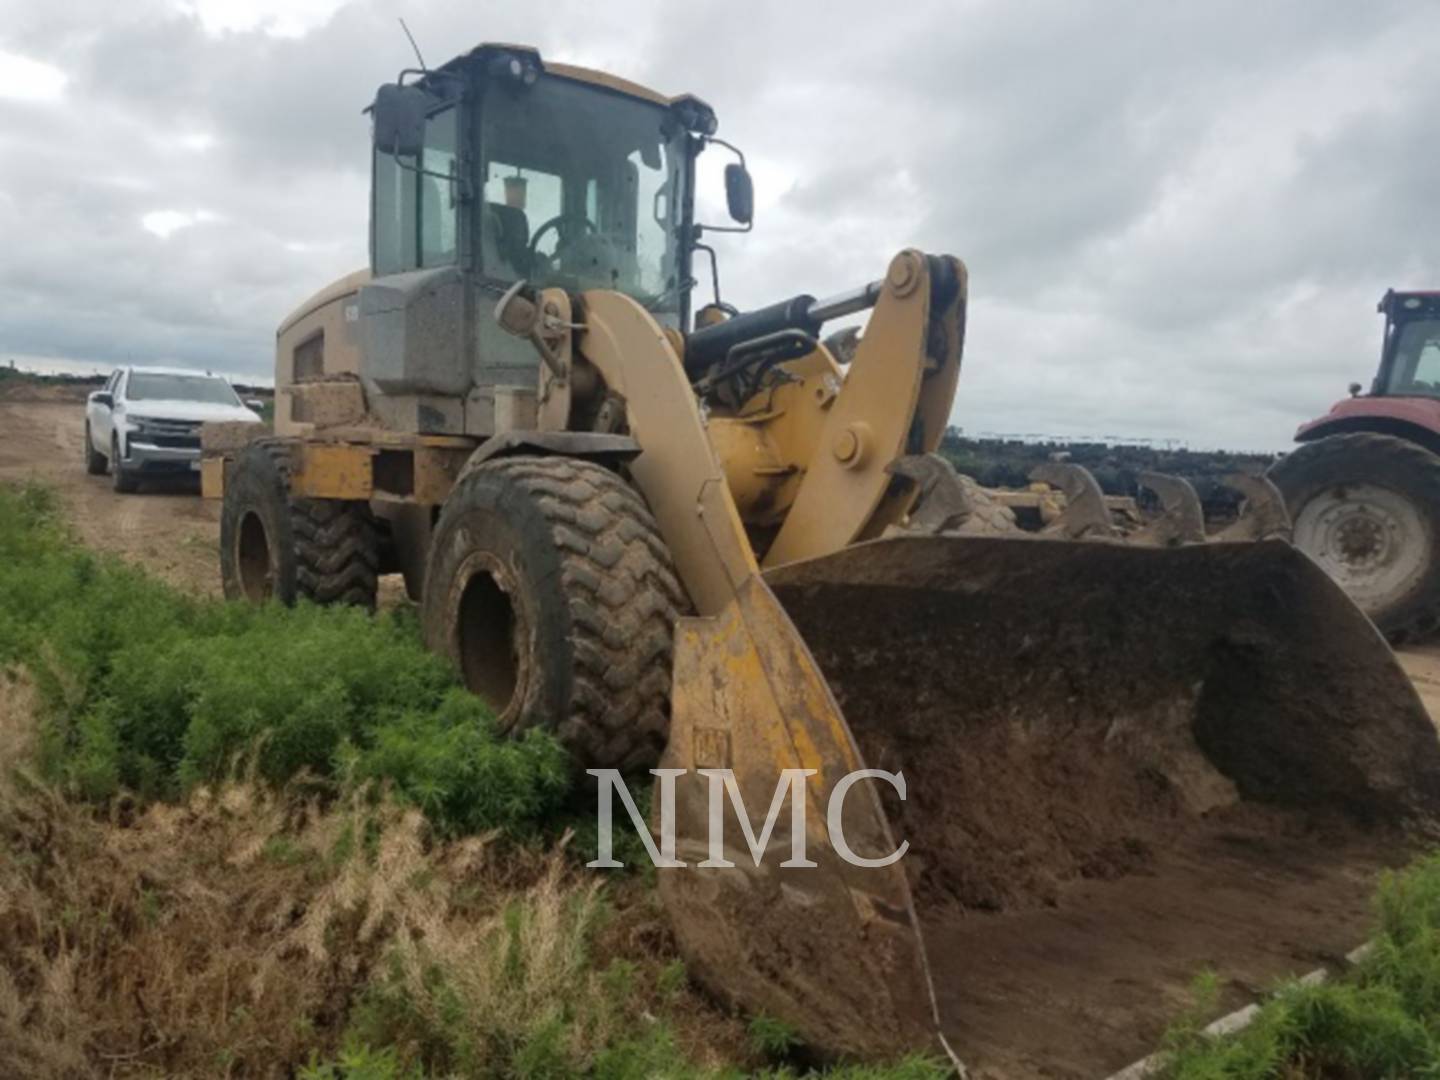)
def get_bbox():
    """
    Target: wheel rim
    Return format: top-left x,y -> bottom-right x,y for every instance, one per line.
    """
235,510 -> 274,602
455,553 -> 526,727
1292,482 -> 1431,615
